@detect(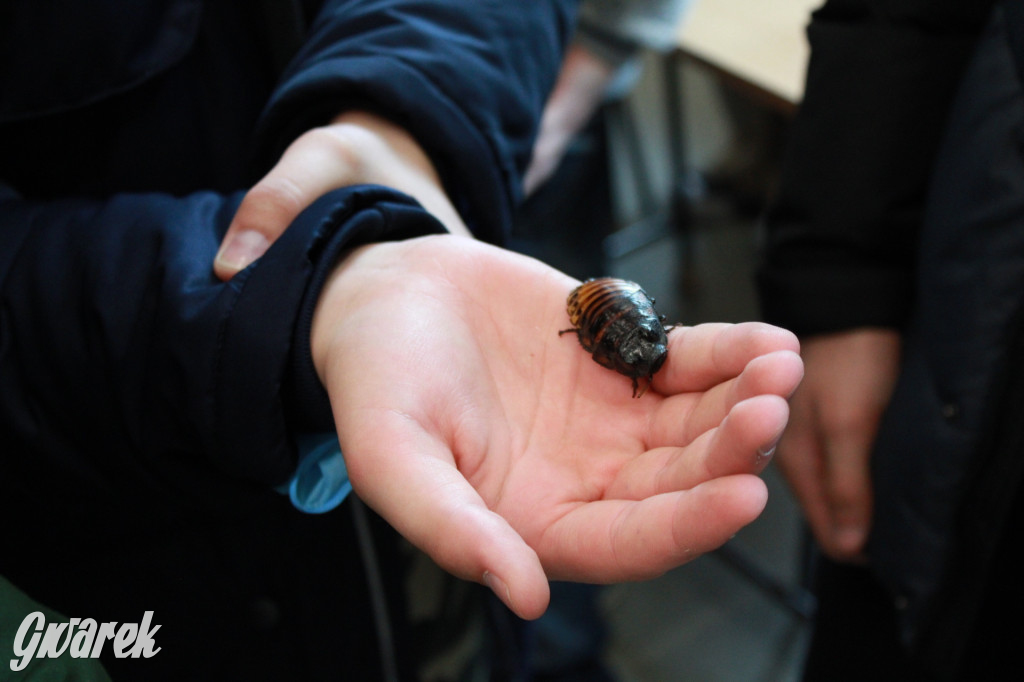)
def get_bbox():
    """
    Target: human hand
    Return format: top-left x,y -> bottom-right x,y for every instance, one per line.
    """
775,329 -> 901,562
311,235 -> 804,619
214,111 -> 469,280
523,44 -> 615,196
